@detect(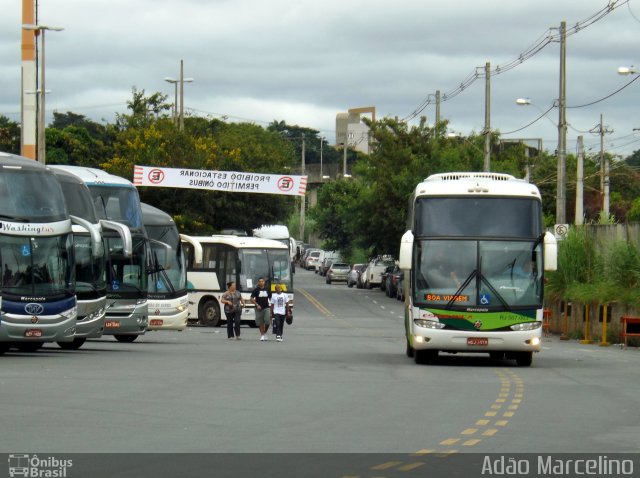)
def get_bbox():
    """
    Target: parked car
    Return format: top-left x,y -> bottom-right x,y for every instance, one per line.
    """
320,251 -> 341,276
347,264 -> 366,288
386,265 -> 402,298
380,265 -> 396,292
326,262 -> 350,284
395,270 -> 405,301
362,256 -> 395,289
305,250 -> 322,270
